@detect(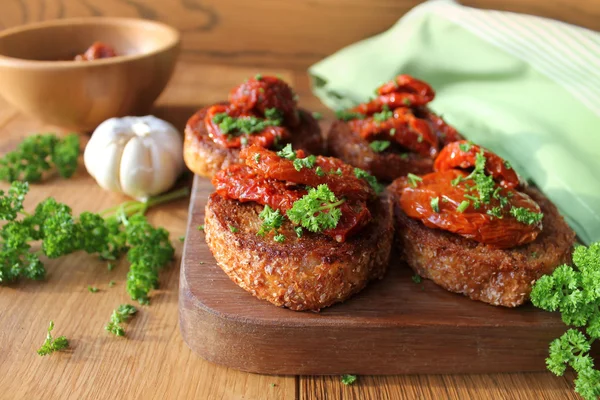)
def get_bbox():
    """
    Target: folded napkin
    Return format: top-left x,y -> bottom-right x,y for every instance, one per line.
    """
309,0 -> 600,245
